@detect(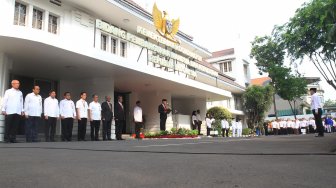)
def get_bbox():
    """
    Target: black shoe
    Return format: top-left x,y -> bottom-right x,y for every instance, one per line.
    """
10,140 -> 18,143
108,138 -> 112,141
315,135 -> 324,137
95,139 -> 100,141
